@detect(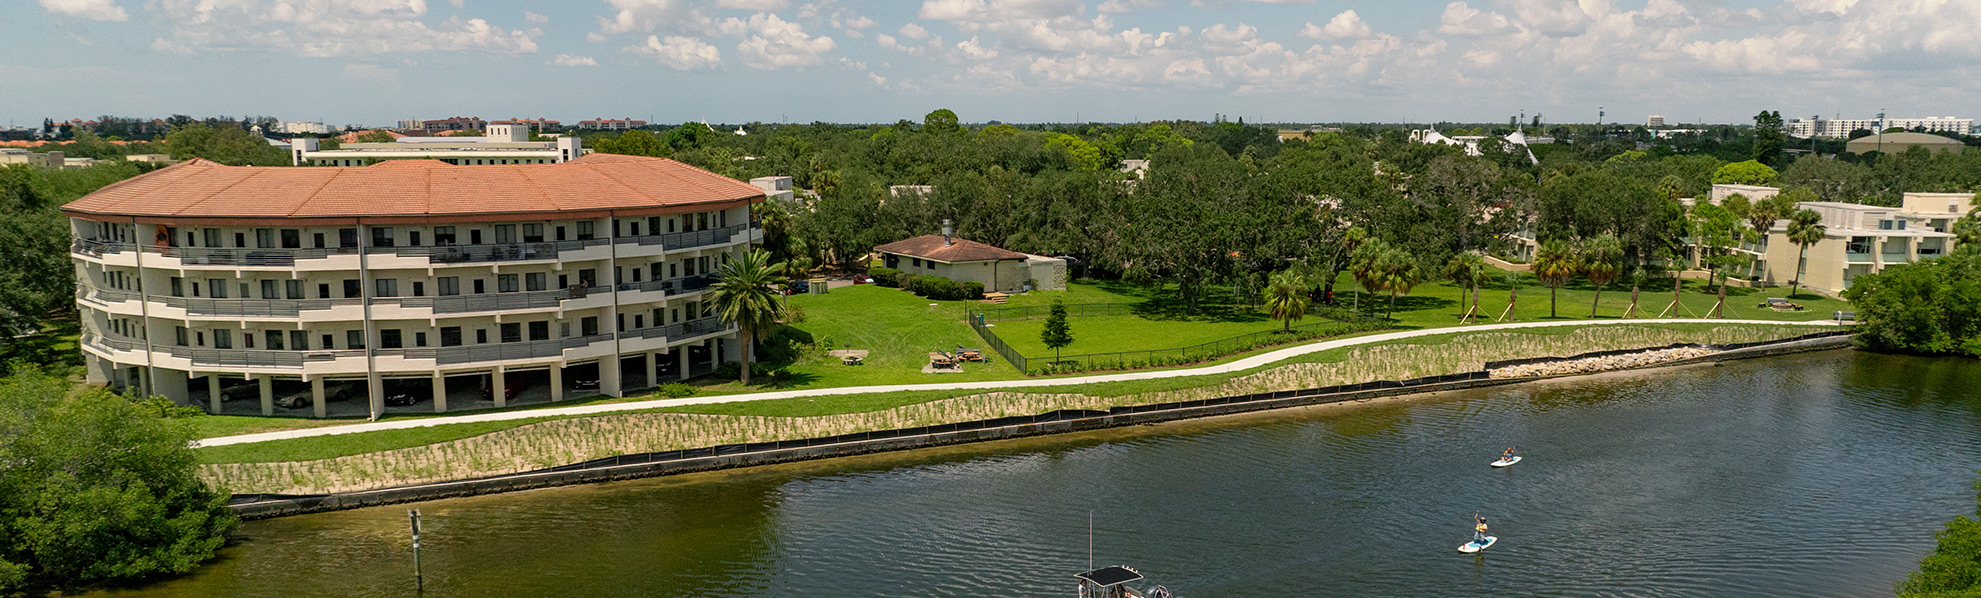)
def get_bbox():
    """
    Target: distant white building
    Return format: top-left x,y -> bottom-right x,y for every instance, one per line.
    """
577,118 -> 648,131
1647,115 -> 1665,127
1785,116 -> 1973,139
1409,129 -> 1539,165
283,121 -> 333,135
1884,117 -> 1974,136
292,124 -> 584,166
